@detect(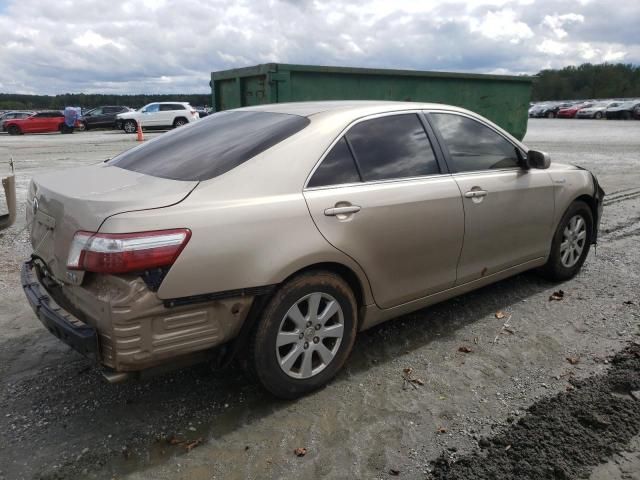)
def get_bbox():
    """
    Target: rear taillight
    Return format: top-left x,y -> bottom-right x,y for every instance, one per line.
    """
67,229 -> 191,274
